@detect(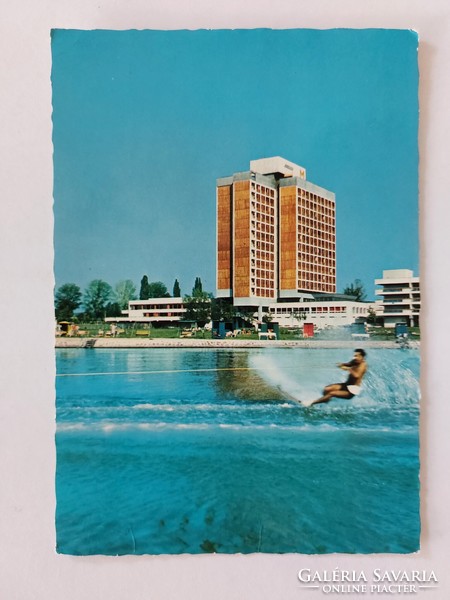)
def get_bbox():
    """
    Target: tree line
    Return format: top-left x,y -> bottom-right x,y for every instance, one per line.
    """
55,276 -> 204,322
56,274 -> 368,324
